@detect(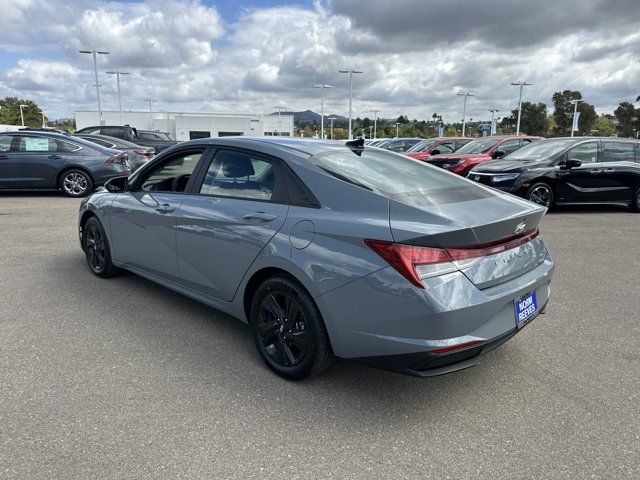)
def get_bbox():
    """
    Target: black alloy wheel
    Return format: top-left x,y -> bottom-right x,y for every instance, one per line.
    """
526,182 -> 554,208
250,276 -> 333,380
83,217 -> 118,278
